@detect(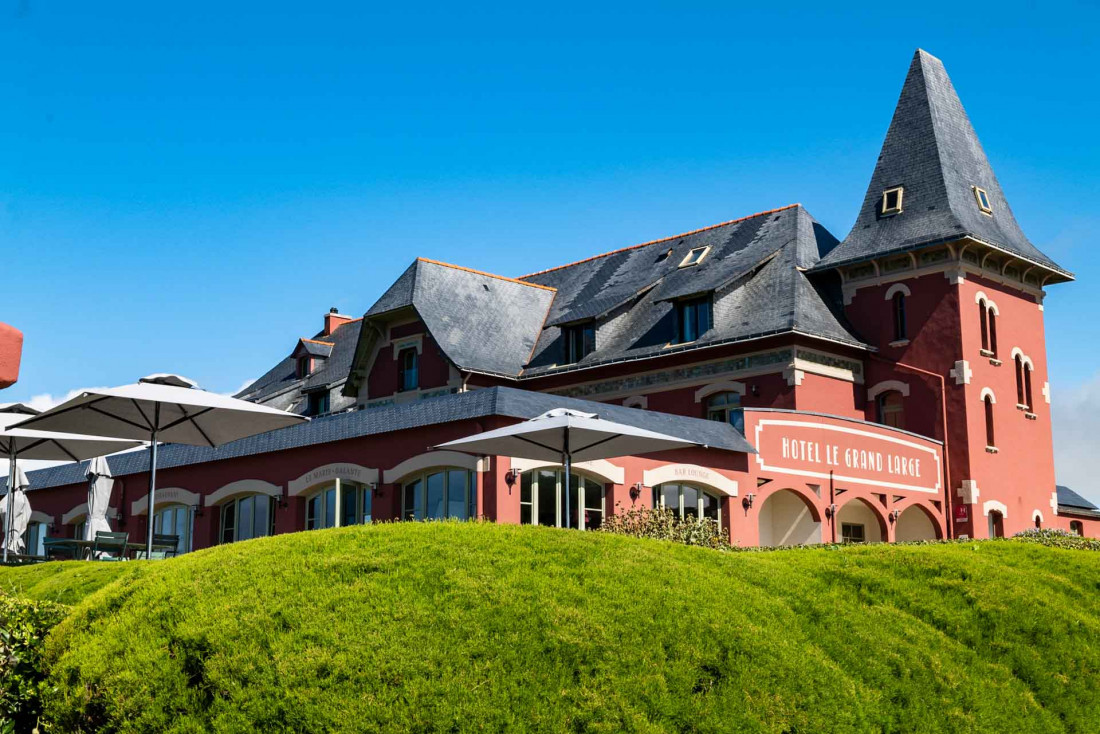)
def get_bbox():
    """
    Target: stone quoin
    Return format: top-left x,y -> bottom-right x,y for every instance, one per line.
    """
13,49 -> 1097,556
